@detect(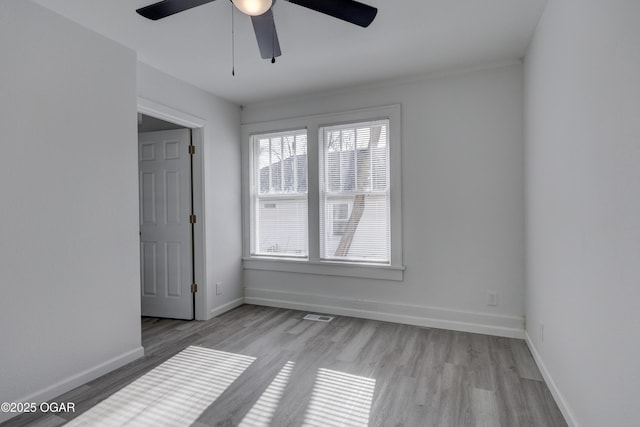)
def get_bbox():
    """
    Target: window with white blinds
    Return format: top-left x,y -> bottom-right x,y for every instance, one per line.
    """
319,120 -> 390,263
251,129 -> 308,257
243,105 -> 402,279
